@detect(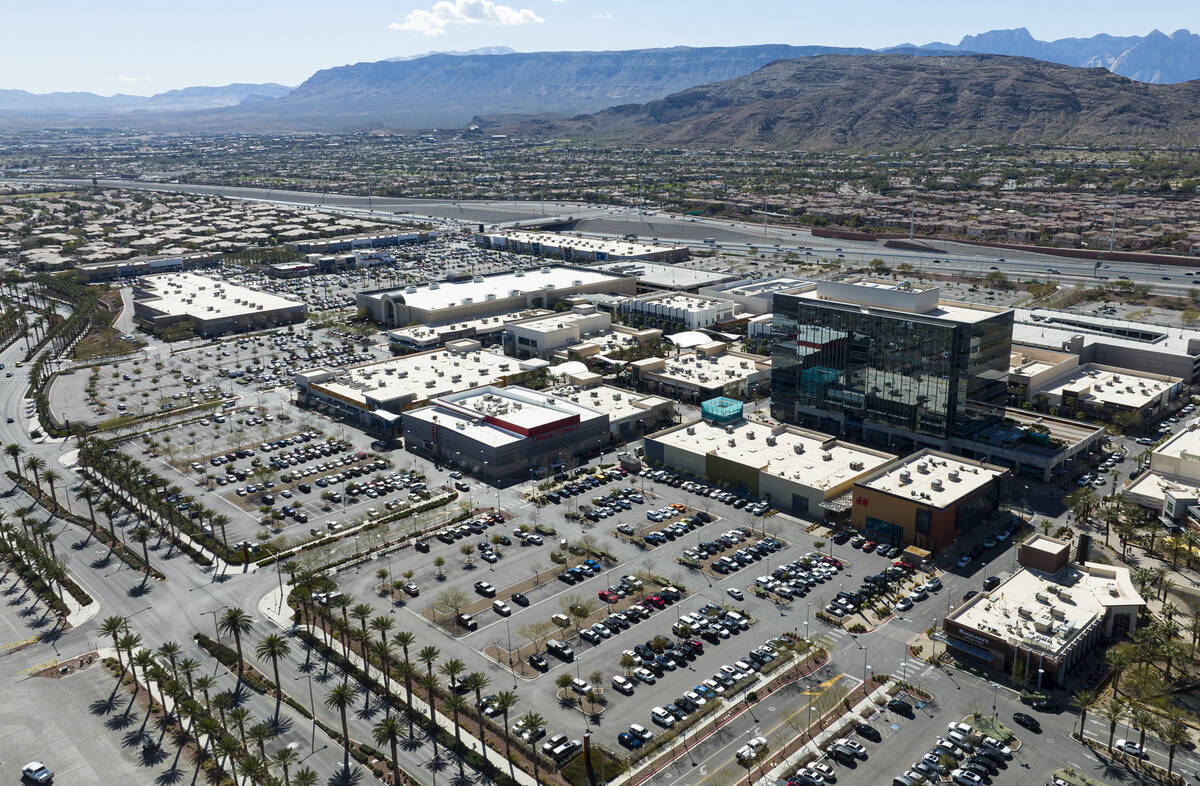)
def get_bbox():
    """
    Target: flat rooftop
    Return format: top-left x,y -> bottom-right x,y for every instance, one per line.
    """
592,260 -> 737,289
549,384 -> 670,423
1015,307 -> 1200,355
493,230 -> 686,258
715,276 -> 811,298
365,265 -> 624,312
136,272 -> 303,318
406,386 -> 606,448
862,451 -> 1004,507
793,285 -> 1003,325
654,420 -> 891,491
951,562 -> 1144,657
311,347 -> 525,407
1037,365 -> 1177,409
648,351 -> 769,386
1125,471 -> 1200,506
511,310 -> 608,334
630,293 -> 732,312
1154,426 -> 1200,461
388,309 -> 551,344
